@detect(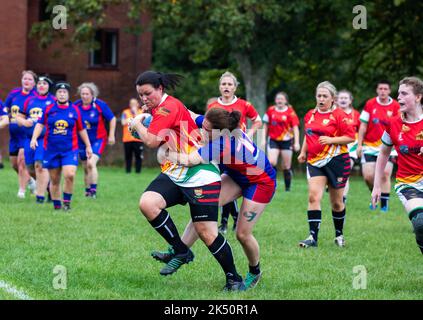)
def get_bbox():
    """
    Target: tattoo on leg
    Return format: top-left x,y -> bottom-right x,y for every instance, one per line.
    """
243,211 -> 257,222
